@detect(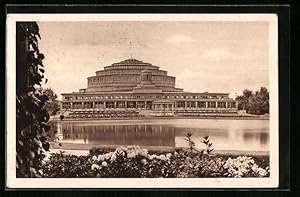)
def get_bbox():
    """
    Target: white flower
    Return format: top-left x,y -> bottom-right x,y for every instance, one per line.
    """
174,151 -> 178,156
110,153 -> 117,161
92,155 -> 97,161
151,154 -> 157,159
38,169 -> 43,175
141,158 -> 147,165
97,155 -> 104,161
102,161 -> 108,167
127,152 -> 136,158
148,154 -> 154,160
138,149 -> 148,157
166,153 -> 172,159
91,164 -> 100,170
159,154 -> 167,161
257,168 -> 267,177
251,164 -> 258,172
41,160 -> 46,165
